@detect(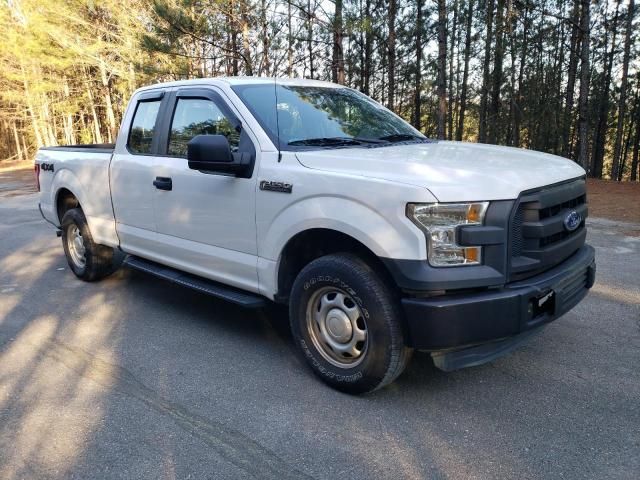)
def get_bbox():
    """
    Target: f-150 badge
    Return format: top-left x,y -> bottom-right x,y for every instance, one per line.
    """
260,180 -> 293,193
